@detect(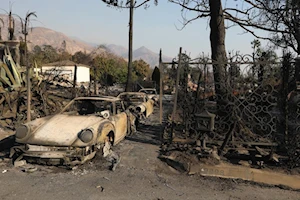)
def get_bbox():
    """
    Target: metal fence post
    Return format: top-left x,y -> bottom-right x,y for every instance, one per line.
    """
159,49 -> 163,124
